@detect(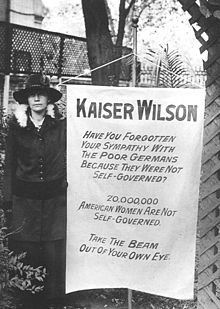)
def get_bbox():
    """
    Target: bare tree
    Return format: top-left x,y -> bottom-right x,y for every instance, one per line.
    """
81,0 -> 135,85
